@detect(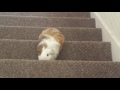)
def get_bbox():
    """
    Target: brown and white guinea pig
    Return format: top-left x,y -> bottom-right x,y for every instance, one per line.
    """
37,28 -> 65,60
